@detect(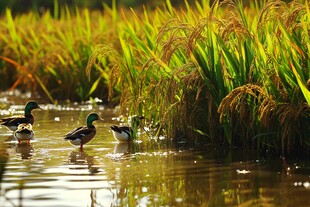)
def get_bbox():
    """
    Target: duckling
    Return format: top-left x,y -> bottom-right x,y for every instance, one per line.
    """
14,123 -> 34,144
110,115 -> 144,142
64,113 -> 103,151
1,101 -> 42,131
